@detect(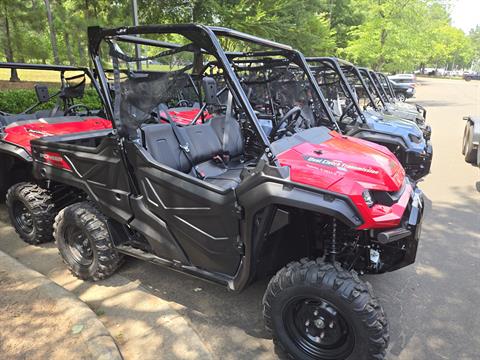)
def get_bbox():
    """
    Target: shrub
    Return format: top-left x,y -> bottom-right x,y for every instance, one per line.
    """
0,88 -> 102,114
